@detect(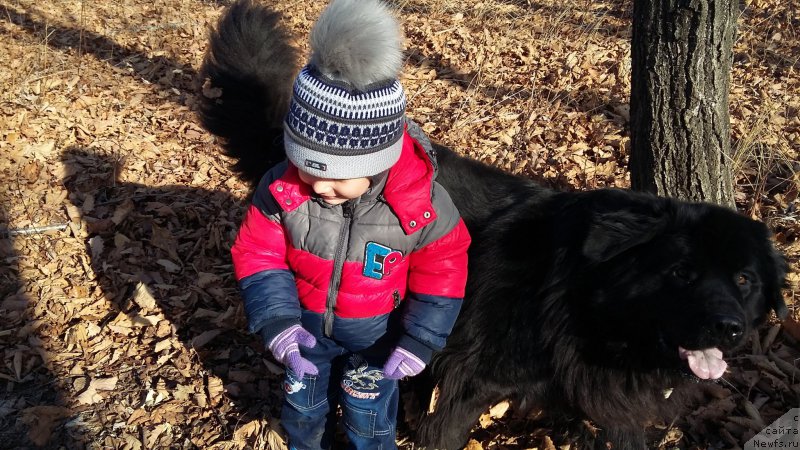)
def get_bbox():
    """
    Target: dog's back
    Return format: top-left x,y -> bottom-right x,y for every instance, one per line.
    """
434,144 -> 555,234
